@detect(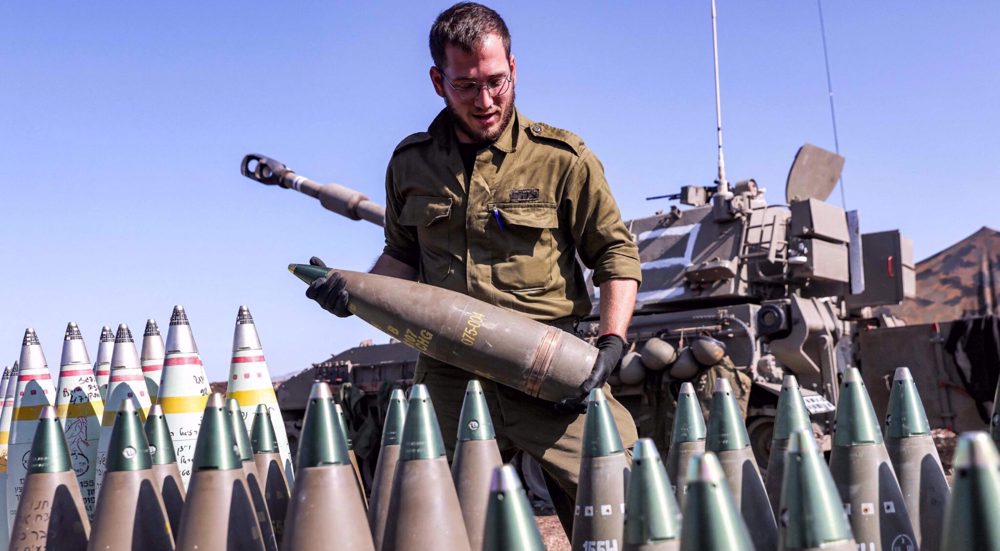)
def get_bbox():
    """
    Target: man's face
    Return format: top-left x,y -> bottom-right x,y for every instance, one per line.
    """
431,33 -> 516,144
